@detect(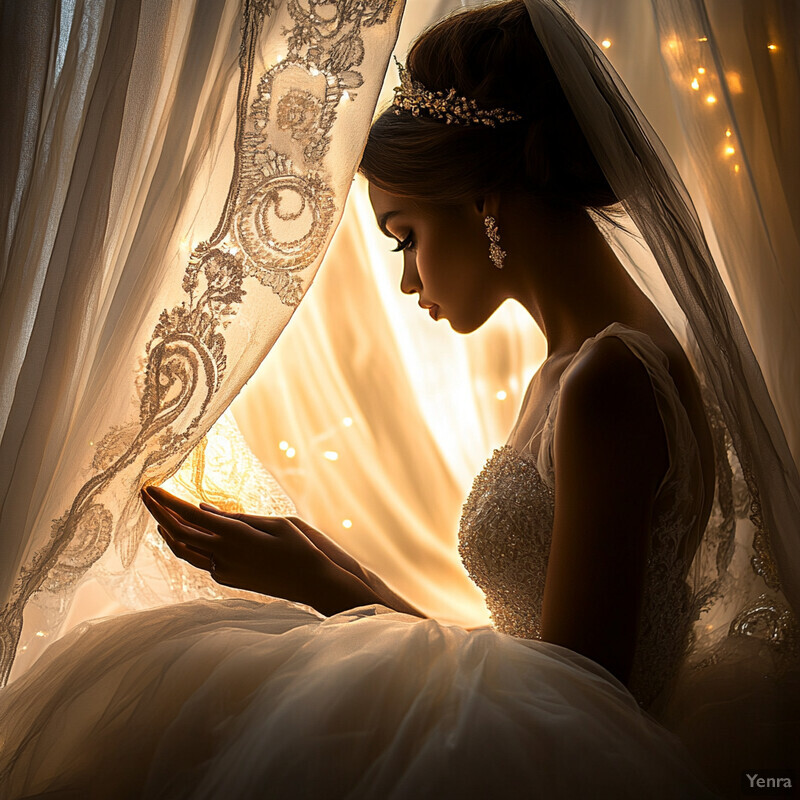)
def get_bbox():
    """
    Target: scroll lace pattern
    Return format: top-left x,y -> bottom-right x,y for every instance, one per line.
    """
684,375 -> 800,673
0,0 -> 399,686
458,445 -> 698,710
